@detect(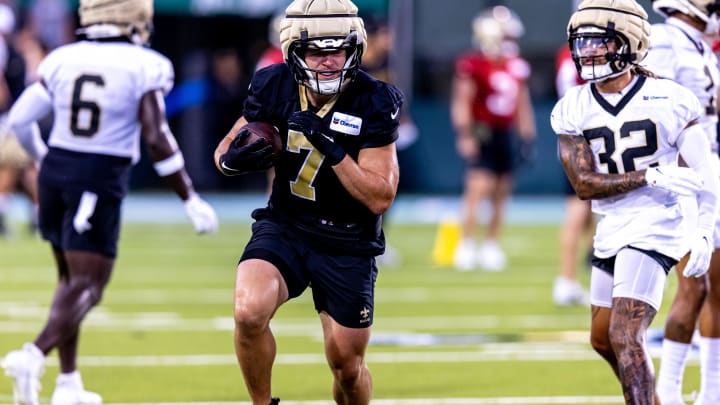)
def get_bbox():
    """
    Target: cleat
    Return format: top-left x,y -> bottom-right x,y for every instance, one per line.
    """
1,343 -> 45,405
453,239 -> 478,271
477,240 -> 506,272
51,371 -> 102,405
553,276 -> 590,306
269,398 -> 280,405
